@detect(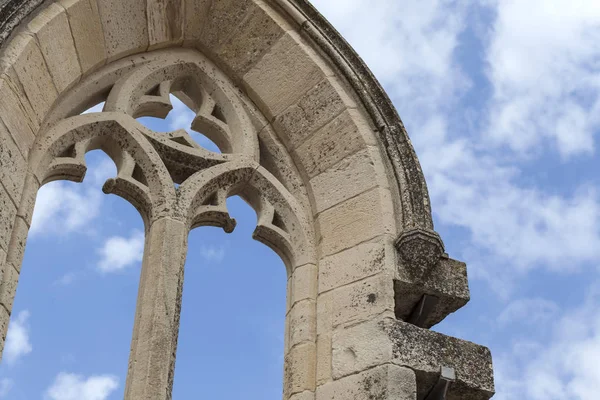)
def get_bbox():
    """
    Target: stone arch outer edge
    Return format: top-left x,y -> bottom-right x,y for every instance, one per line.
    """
0,0 -> 436,234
